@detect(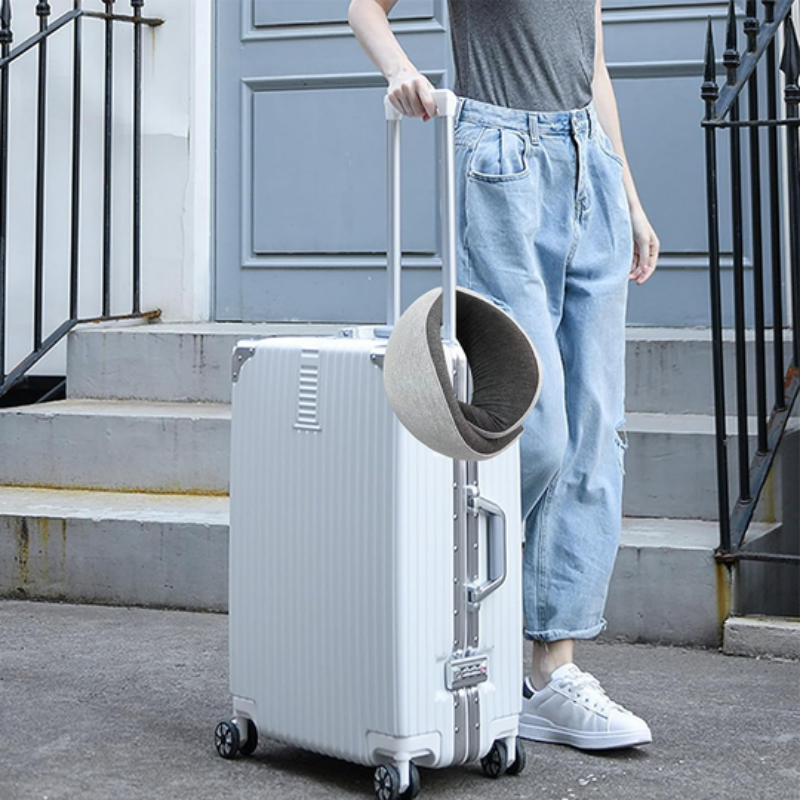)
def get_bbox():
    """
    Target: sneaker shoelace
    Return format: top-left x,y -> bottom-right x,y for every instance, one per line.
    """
558,670 -> 629,715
